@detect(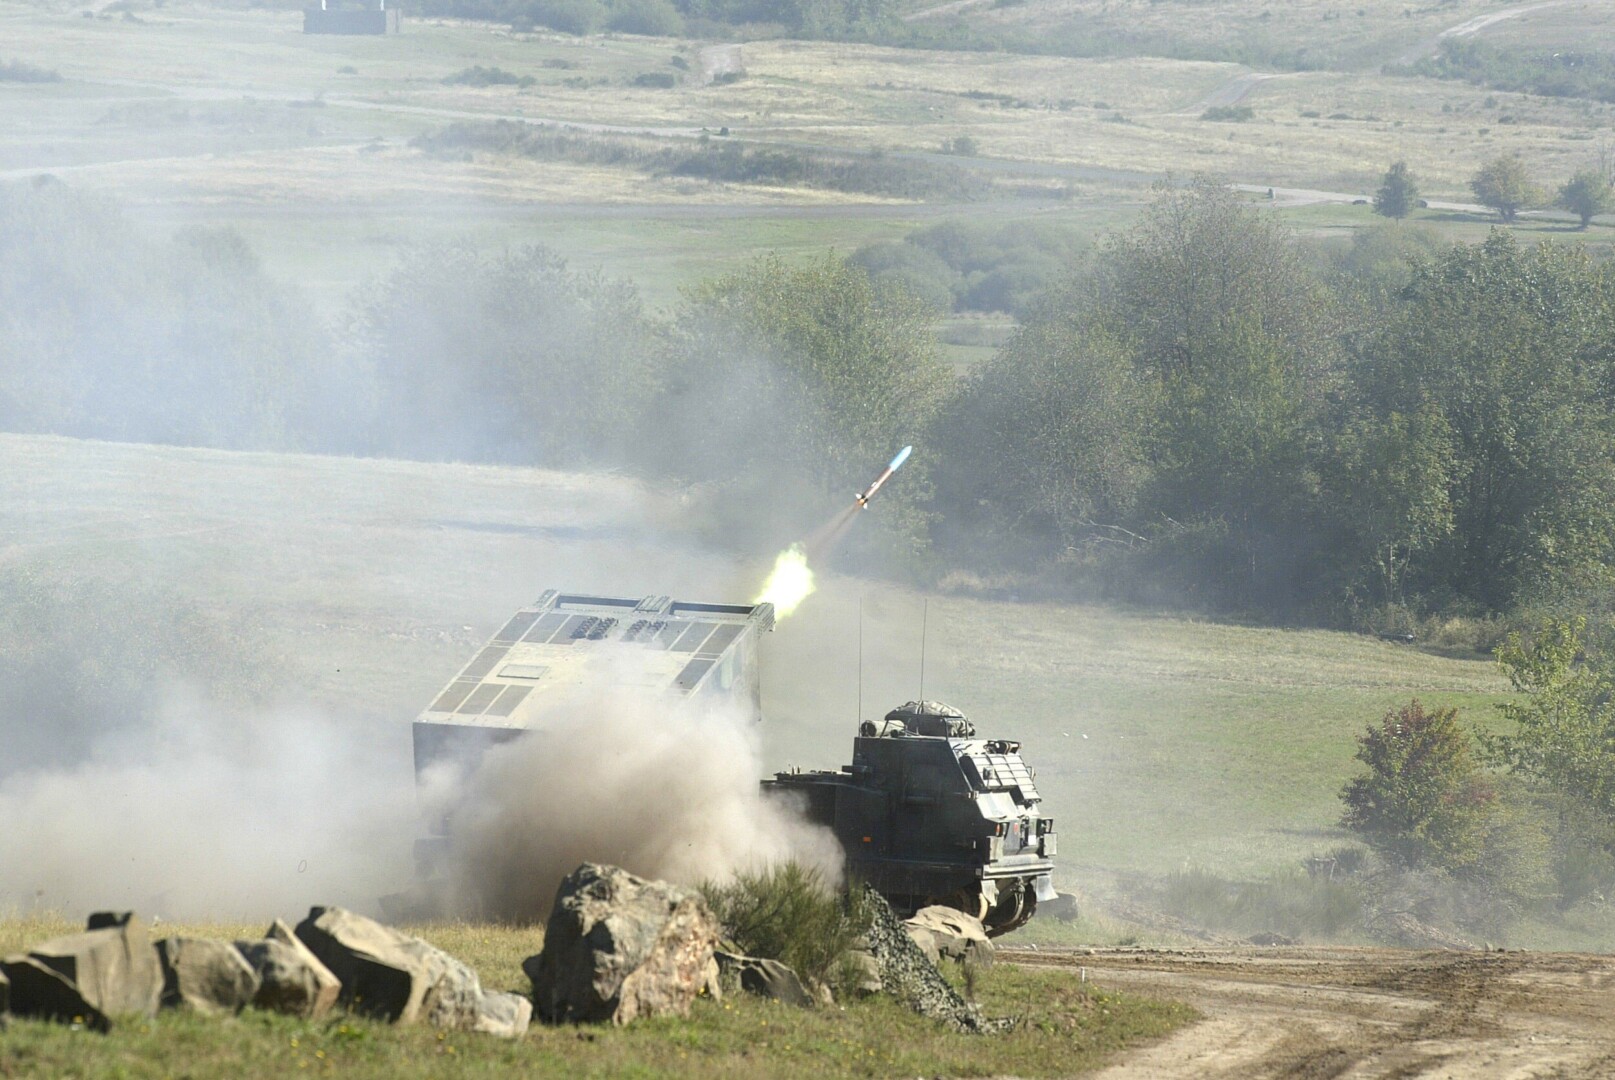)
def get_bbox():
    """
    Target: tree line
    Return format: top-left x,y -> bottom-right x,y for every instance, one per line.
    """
8,176 -> 1615,629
